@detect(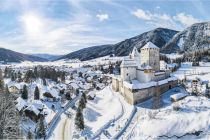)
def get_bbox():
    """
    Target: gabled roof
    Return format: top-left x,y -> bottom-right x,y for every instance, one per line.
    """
120,57 -> 138,68
141,42 -> 159,49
